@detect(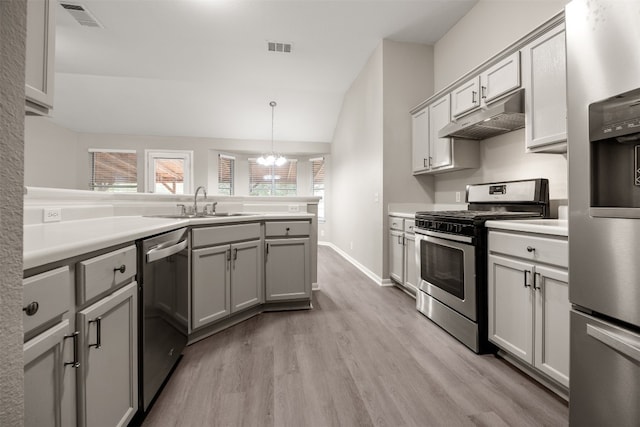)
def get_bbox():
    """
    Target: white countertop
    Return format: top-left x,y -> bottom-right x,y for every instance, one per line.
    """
24,213 -> 314,270
485,219 -> 568,237
388,211 -> 416,219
